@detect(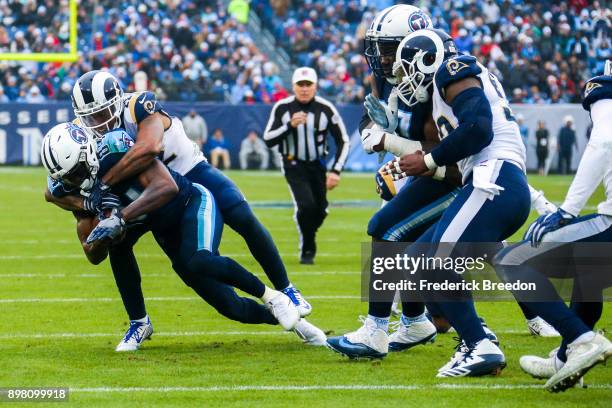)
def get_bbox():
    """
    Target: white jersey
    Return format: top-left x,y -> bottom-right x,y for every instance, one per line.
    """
120,92 -> 205,175
431,57 -> 526,181
561,98 -> 612,216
